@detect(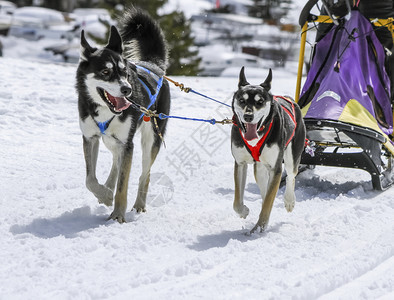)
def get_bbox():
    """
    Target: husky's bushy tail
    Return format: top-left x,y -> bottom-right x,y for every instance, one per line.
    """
118,8 -> 168,71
